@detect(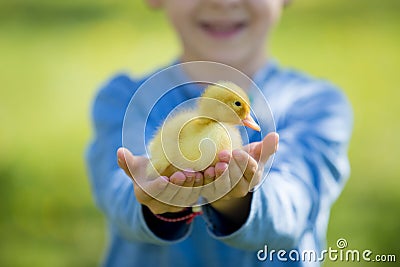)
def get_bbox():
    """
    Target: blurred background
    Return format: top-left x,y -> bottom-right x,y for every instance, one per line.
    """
0,0 -> 399,266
